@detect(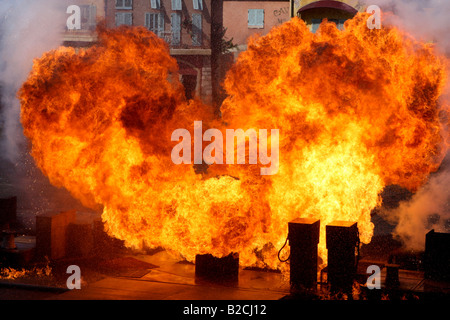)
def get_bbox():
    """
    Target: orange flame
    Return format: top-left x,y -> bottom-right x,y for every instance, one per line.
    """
19,14 -> 448,269
0,264 -> 52,280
